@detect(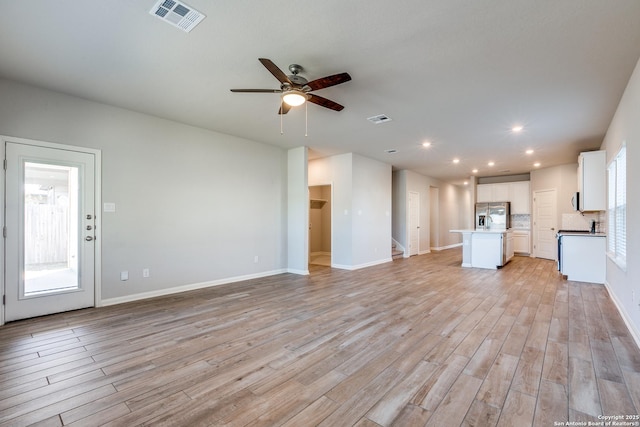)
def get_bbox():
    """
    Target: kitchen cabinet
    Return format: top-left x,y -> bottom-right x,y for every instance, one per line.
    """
509,181 -> 530,214
476,182 -> 531,214
476,184 -> 492,202
513,230 -> 530,254
476,183 -> 509,202
559,233 -> 606,283
578,150 -> 606,211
